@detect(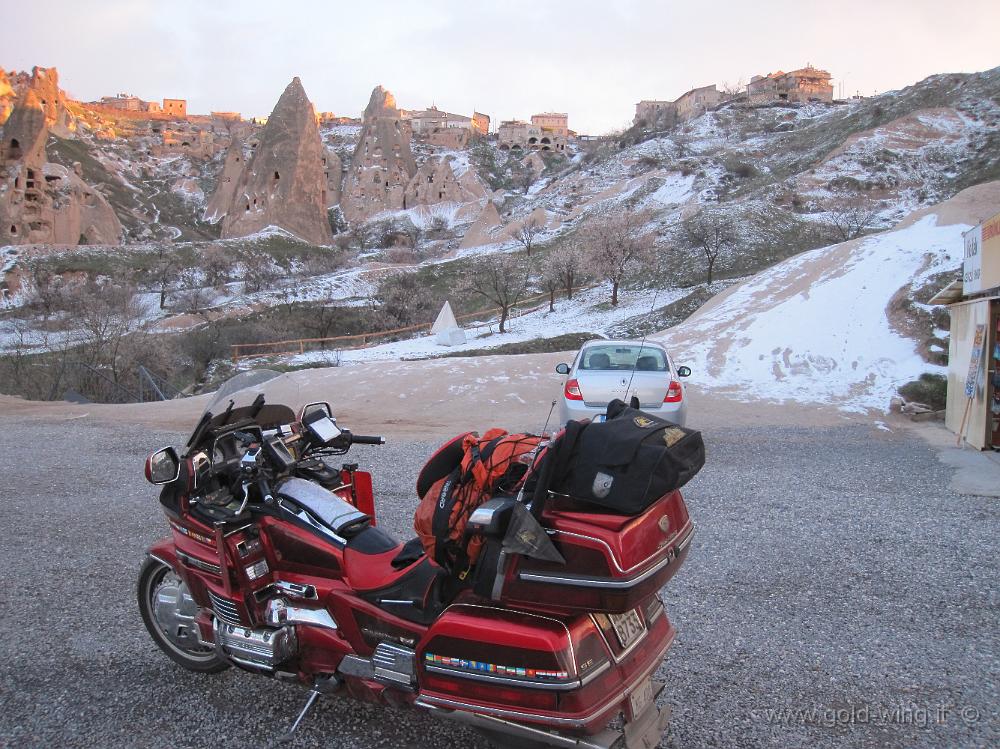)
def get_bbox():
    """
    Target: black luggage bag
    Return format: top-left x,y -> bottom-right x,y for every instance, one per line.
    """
542,399 -> 705,515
